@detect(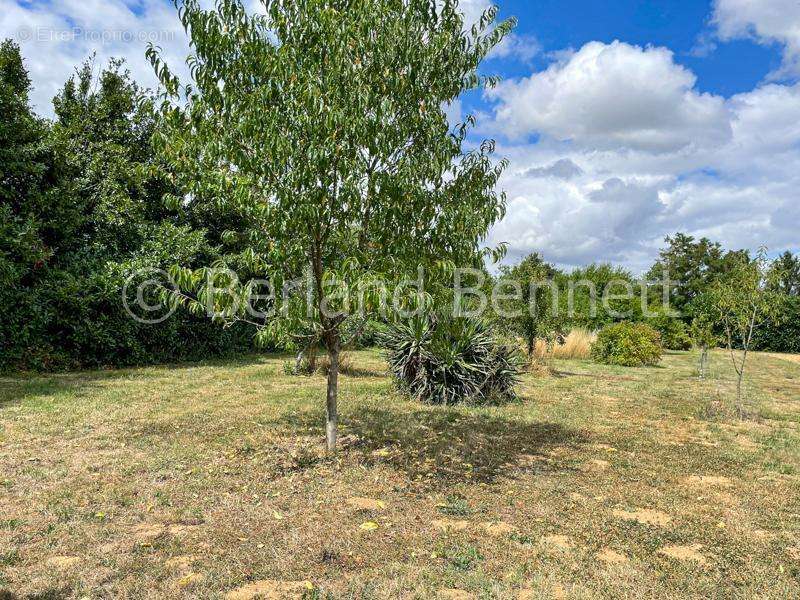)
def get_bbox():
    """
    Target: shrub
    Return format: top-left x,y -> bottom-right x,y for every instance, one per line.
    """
384,315 -> 522,405
649,312 -> 692,350
591,322 -> 662,367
